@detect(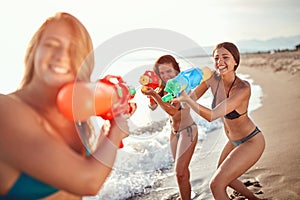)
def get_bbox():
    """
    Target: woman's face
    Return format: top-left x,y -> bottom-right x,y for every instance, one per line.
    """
33,21 -> 76,87
157,63 -> 178,83
213,47 -> 237,75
